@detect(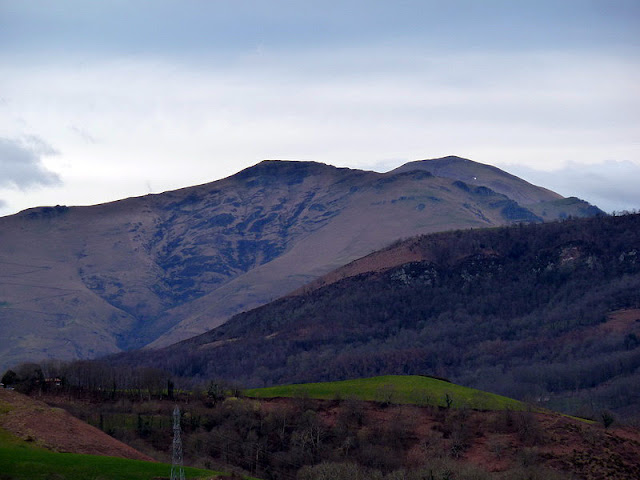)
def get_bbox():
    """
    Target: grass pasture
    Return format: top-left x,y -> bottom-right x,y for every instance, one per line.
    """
245,374 -> 525,411
0,427 -> 220,480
